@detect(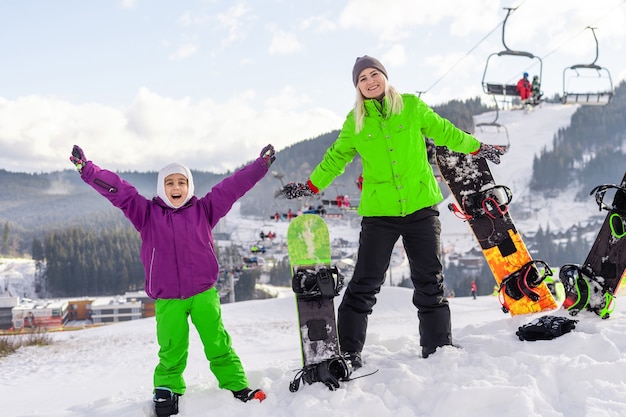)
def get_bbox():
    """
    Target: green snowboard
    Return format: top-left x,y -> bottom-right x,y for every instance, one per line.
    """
287,214 -> 349,391
287,214 -> 338,366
